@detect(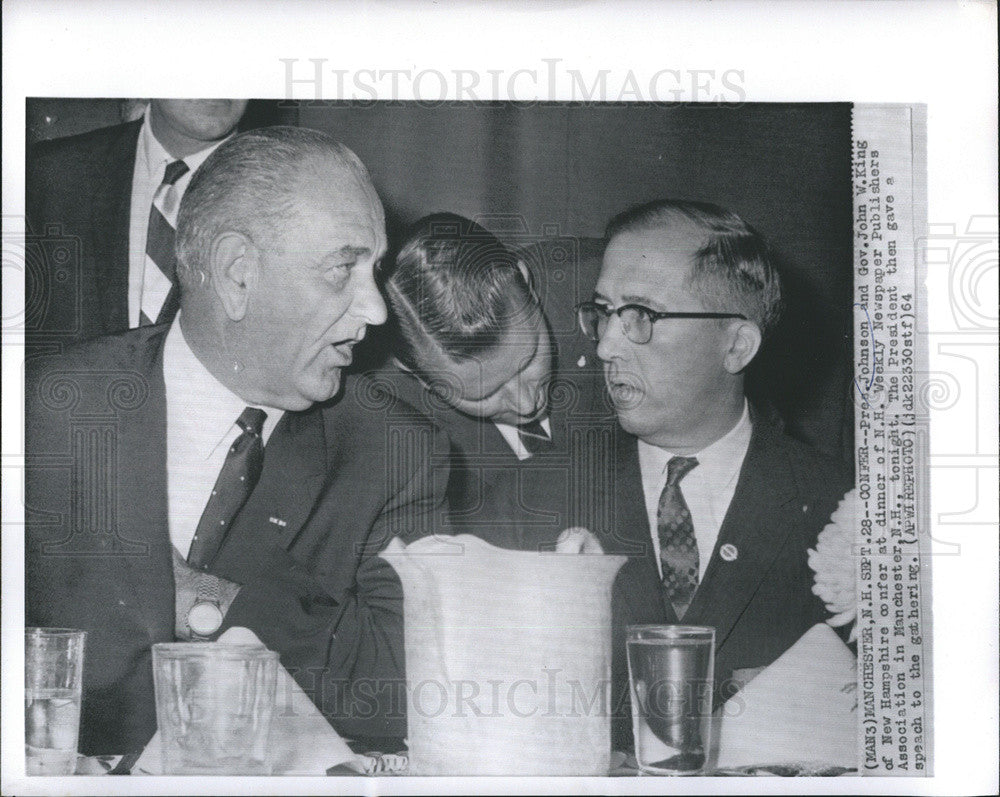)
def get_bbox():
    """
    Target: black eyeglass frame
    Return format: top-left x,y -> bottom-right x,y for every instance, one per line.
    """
575,301 -> 748,344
